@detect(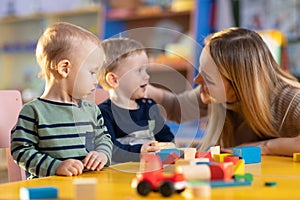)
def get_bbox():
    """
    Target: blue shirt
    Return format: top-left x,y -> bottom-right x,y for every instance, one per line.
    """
98,98 -> 174,163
